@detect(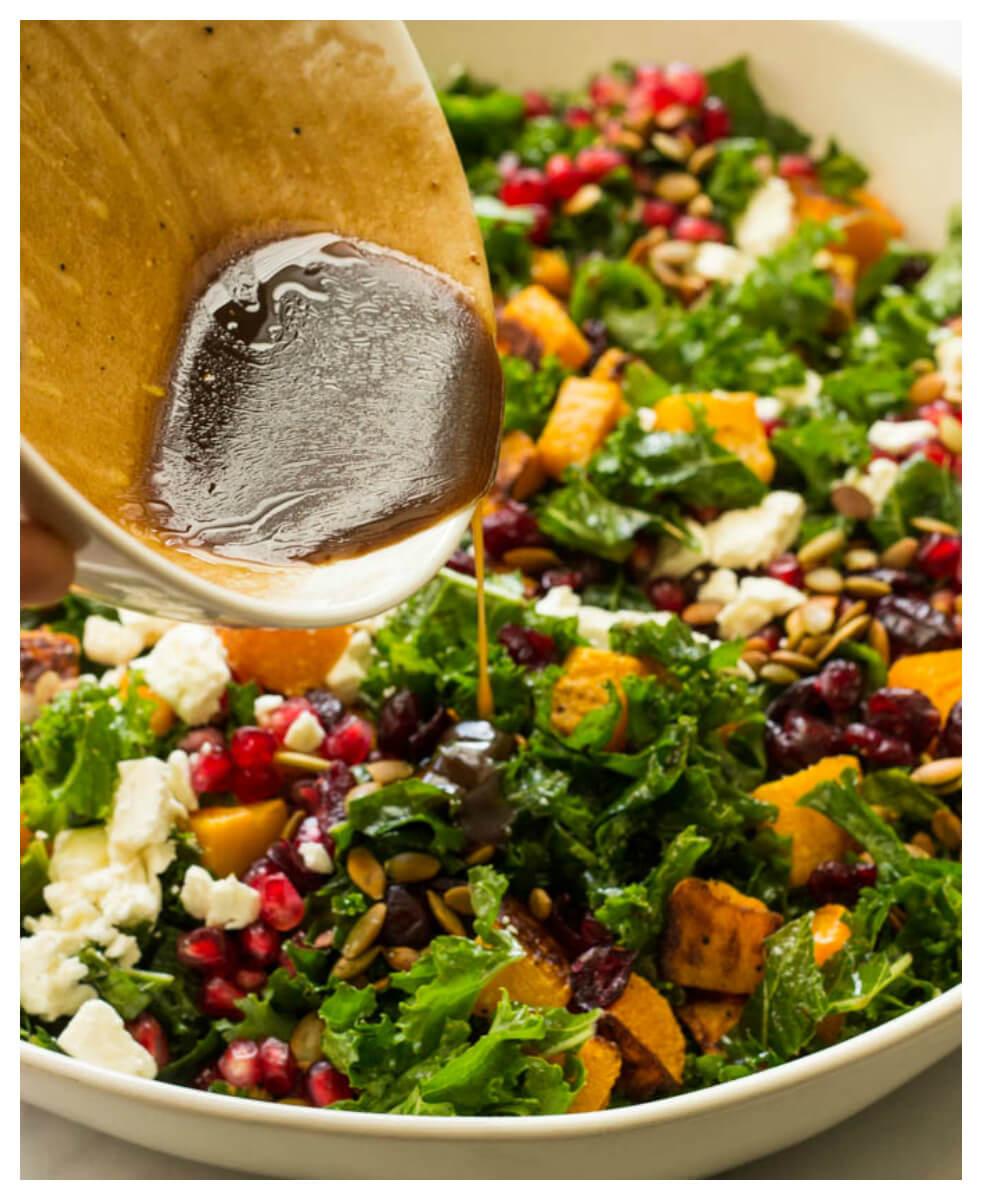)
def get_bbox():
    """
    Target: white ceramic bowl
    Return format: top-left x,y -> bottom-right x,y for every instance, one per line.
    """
21,20 -> 961,1179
